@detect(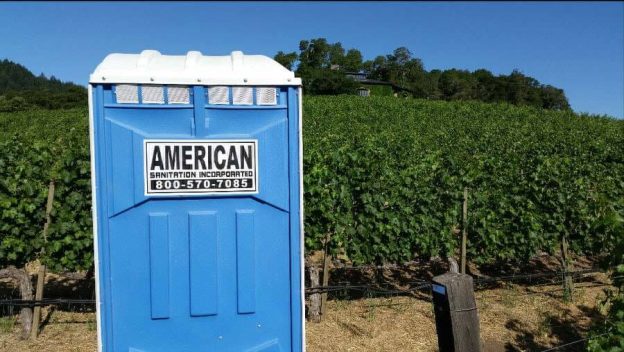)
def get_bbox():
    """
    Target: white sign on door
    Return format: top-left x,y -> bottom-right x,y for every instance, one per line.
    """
144,139 -> 258,196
